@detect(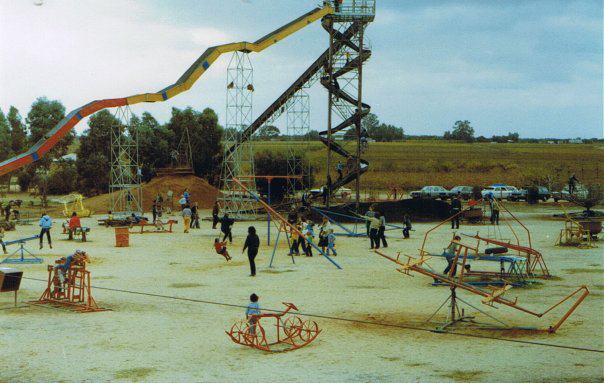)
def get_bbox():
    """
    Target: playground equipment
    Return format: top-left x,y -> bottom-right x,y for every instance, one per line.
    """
62,221 -> 90,242
424,200 -> 550,279
312,207 -> 405,238
0,267 -> 23,307
222,2 -> 376,214
374,250 -> 589,333
232,177 -> 341,269
1,235 -> 42,264
130,219 -> 177,234
0,5 -> 334,178
556,203 -> 598,248
33,252 -> 107,313
226,302 -> 321,352
56,194 -> 93,218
